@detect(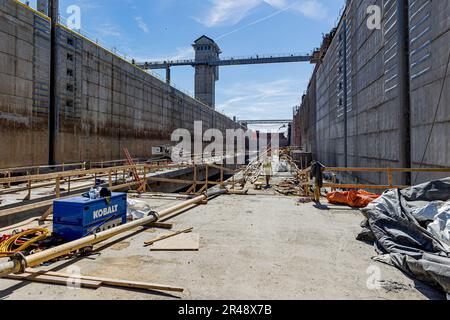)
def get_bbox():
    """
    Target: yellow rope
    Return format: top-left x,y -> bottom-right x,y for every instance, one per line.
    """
0,228 -> 51,258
